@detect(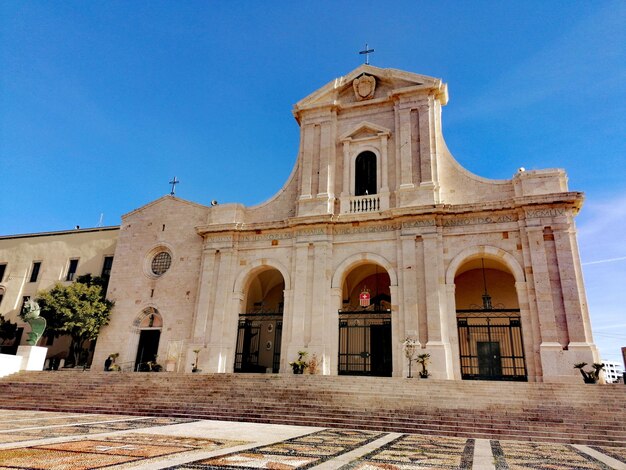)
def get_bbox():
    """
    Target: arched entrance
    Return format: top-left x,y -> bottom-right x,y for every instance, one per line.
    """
454,258 -> 527,381
338,263 -> 392,376
234,268 -> 284,373
134,307 -> 162,371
